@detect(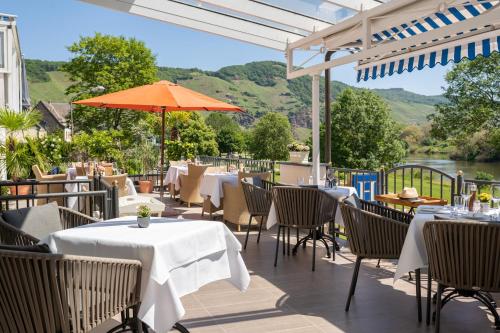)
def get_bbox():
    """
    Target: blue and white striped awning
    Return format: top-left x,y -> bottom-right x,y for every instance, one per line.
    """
357,30 -> 499,81
354,0 -> 499,81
